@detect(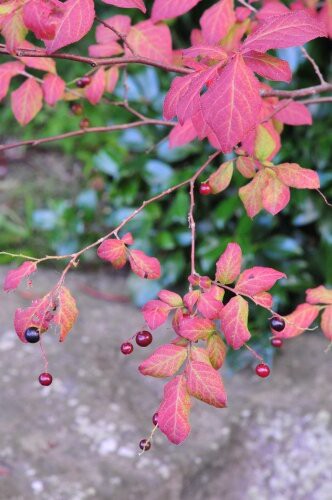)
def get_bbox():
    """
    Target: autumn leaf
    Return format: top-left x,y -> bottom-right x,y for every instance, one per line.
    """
42,74 -> 65,106
14,293 -> 56,342
139,344 -> 187,378
207,333 -> 227,369
274,101 -> 312,125
179,317 -> 215,341
200,0 -> 235,45
235,266 -> 286,295
0,62 -> 24,102
276,303 -> 320,338
85,68 -> 106,105
152,0 -> 201,22
197,289 -> 224,320
54,287 -> 78,342
186,360 -> 227,408
306,285 -> 332,305
129,249 -> 161,280
158,290 -> 183,307
142,300 -> 171,330
215,242 -> 242,284
321,306 -> 332,341
261,168 -> 290,215
220,295 -> 251,349
126,20 -> 173,63
236,156 -> 256,178
274,163 -> 320,189
3,261 -> 37,292
11,78 -> 43,125
102,0 -> 146,13
243,51 -> 292,82
207,161 -> 234,194
97,238 -> 127,269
